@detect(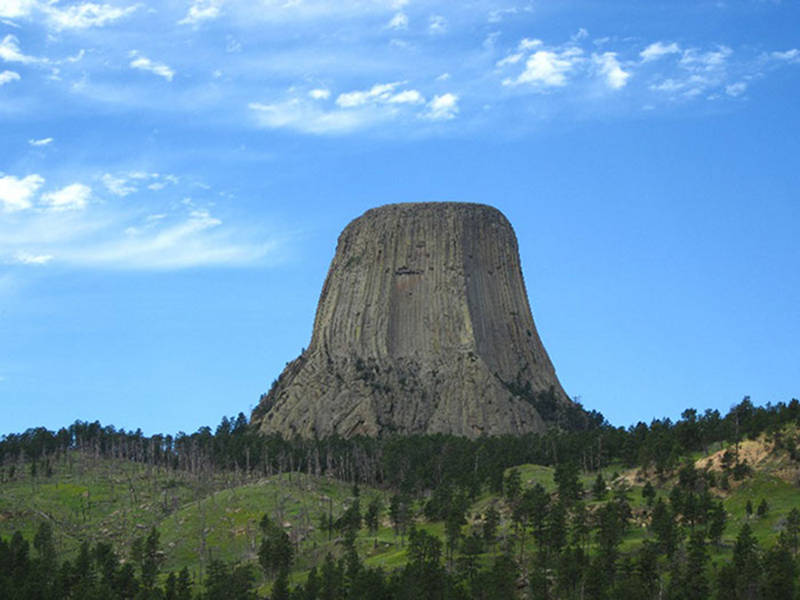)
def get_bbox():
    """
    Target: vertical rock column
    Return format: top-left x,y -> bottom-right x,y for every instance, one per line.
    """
252,202 -> 574,438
